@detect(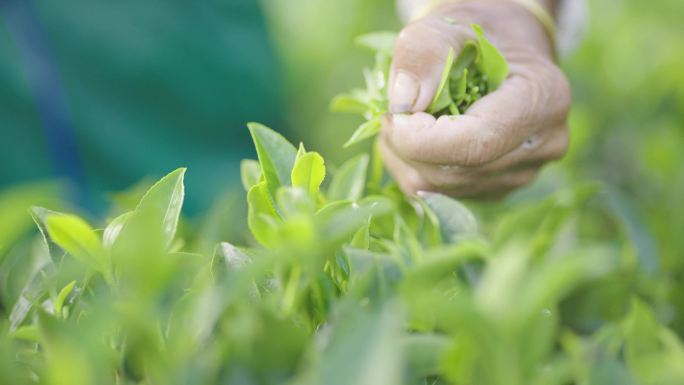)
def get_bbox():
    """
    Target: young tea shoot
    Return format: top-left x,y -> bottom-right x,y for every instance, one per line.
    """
332,24 -> 509,147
